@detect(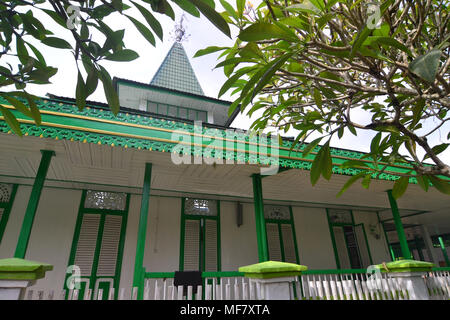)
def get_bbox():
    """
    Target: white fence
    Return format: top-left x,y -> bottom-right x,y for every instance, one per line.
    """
23,270 -> 450,300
